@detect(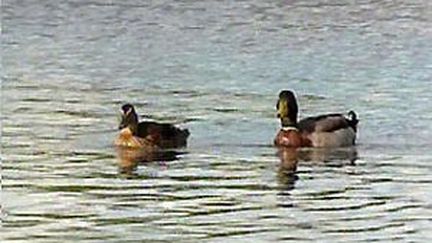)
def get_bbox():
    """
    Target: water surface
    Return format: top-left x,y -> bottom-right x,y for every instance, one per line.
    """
2,0 -> 432,242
